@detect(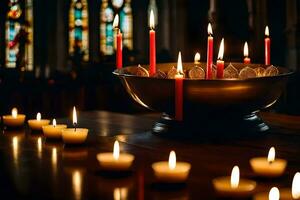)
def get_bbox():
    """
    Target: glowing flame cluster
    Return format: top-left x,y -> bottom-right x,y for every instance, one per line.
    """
12,108 -> 18,118
73,107 -> 77,125
36,112 -> 41,121
168,150 -> 176,170
267,147 -> 275,163
244,42 -> 249,57
194,52 -> 201,63
269,187 -> 280,200
113,140 -> 120,160
113,14 -> 119,29
292,172 -> 300,199
177,52 -> 183,74
149,10 -> 155,29
231,166 -> 240,189
218,38 -> 224,60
